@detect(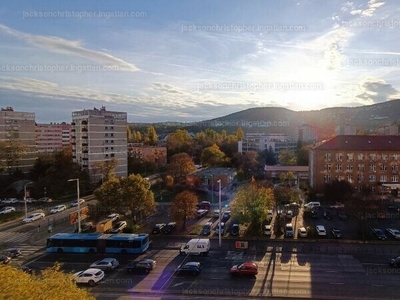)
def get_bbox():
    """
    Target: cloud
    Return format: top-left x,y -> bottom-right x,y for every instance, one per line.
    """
347,0 -> 385,17
355,78 -> 400,104
0,24 -> 139,72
